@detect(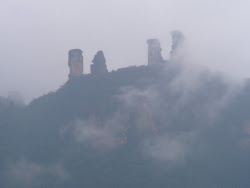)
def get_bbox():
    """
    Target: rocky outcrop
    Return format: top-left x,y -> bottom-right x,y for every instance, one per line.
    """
91,51 -> 108,74
170,31 -> 185,59
68,49 -> 83,78
147,39 -> 164,65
